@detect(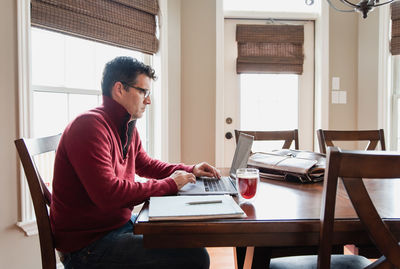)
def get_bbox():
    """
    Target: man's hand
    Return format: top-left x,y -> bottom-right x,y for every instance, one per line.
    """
192,162 -> 221,179
170,170 -> 196,190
